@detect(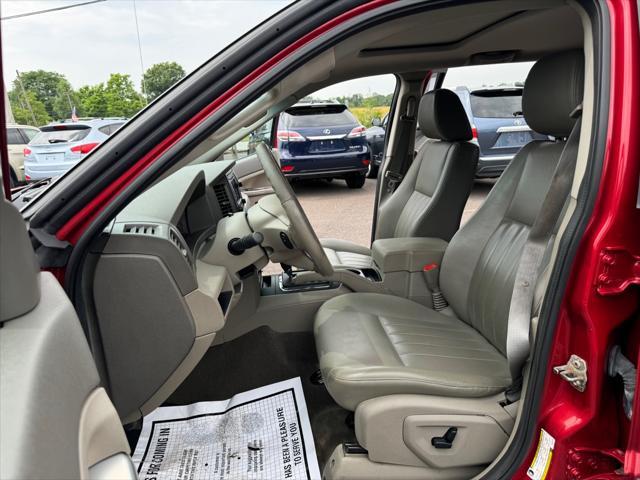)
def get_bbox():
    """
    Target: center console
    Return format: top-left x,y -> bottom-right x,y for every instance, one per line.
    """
371,237 -> 449,307
258,237 -> 448,304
